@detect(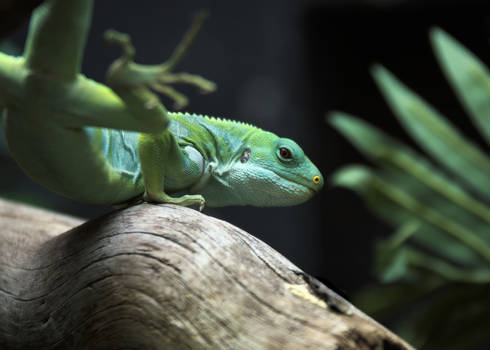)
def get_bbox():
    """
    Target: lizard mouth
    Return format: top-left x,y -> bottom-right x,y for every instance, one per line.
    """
297,183 -> 316,197
278,172 -> 319,195
255,165 -> 319,196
